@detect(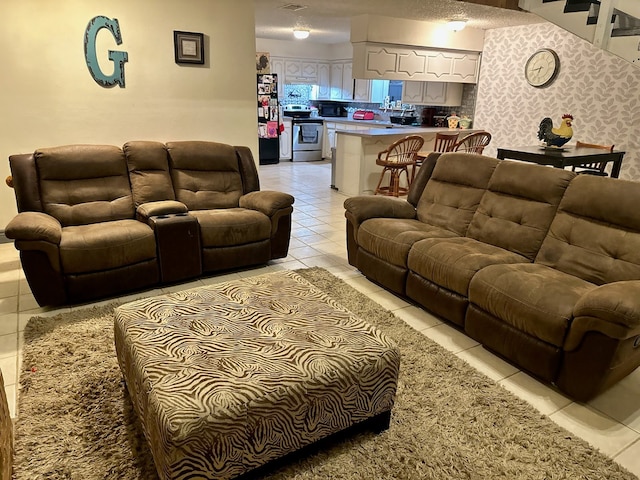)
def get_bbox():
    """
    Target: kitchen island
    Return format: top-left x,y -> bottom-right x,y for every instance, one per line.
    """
334,126 -> 482,196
